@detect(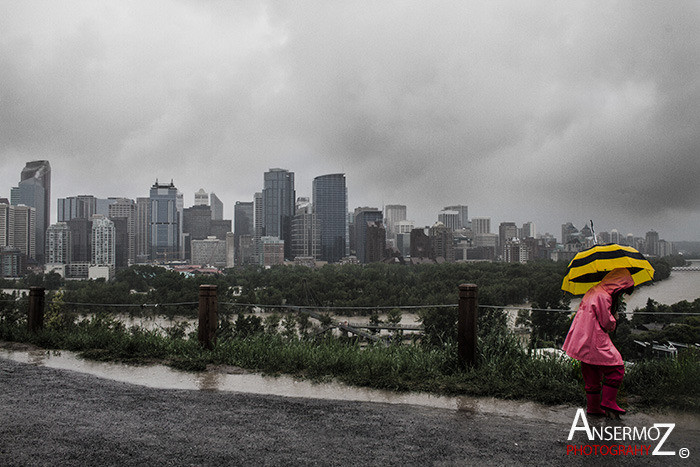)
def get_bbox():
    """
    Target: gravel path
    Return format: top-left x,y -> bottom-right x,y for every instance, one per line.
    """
1,357 -> 698,466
